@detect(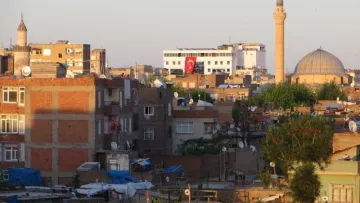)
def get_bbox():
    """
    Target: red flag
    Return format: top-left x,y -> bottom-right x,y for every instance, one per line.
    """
184,57 -> 197,74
